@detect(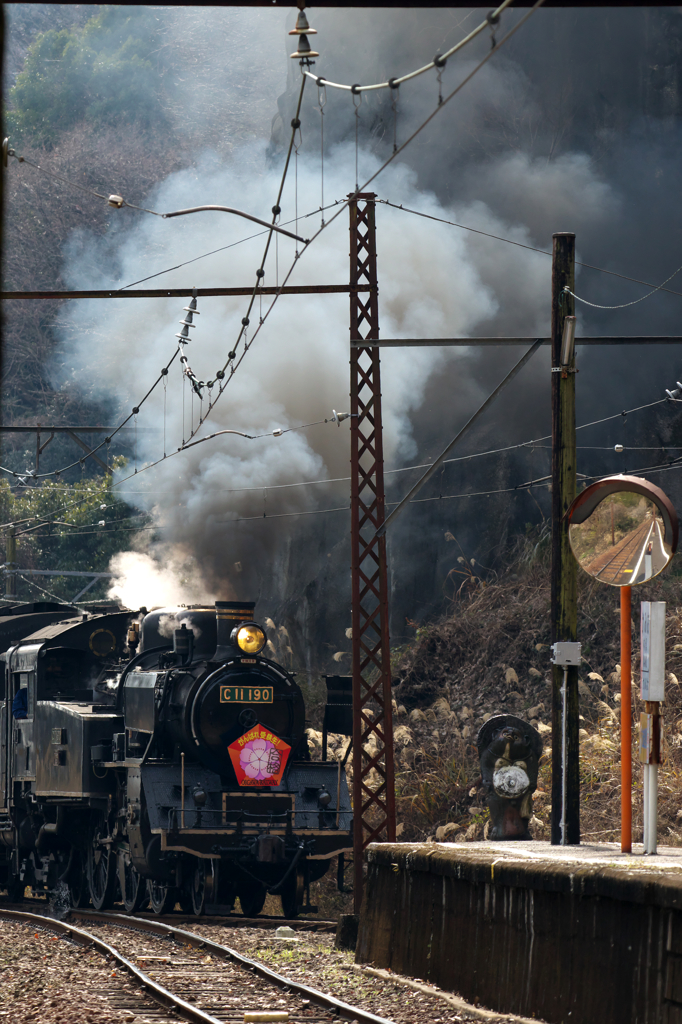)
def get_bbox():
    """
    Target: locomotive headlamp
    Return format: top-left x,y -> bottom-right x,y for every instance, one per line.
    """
318,789 -> 332,807
231,622 -> 267,655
